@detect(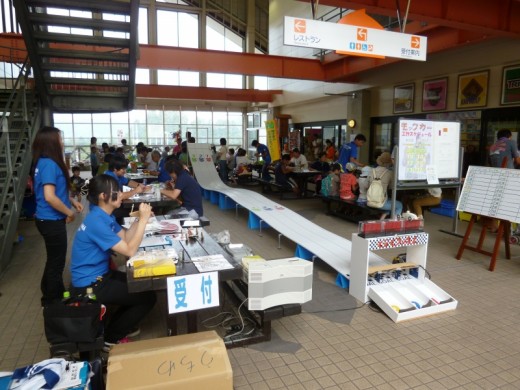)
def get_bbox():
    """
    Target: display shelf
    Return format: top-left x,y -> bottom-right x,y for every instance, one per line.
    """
350,232 -> 457,322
